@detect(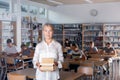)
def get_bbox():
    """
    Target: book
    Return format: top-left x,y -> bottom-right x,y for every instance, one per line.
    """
39,58 -> 56,71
